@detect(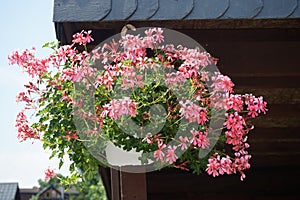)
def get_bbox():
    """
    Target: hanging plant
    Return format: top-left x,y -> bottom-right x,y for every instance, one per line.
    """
9,27 -> 267,183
